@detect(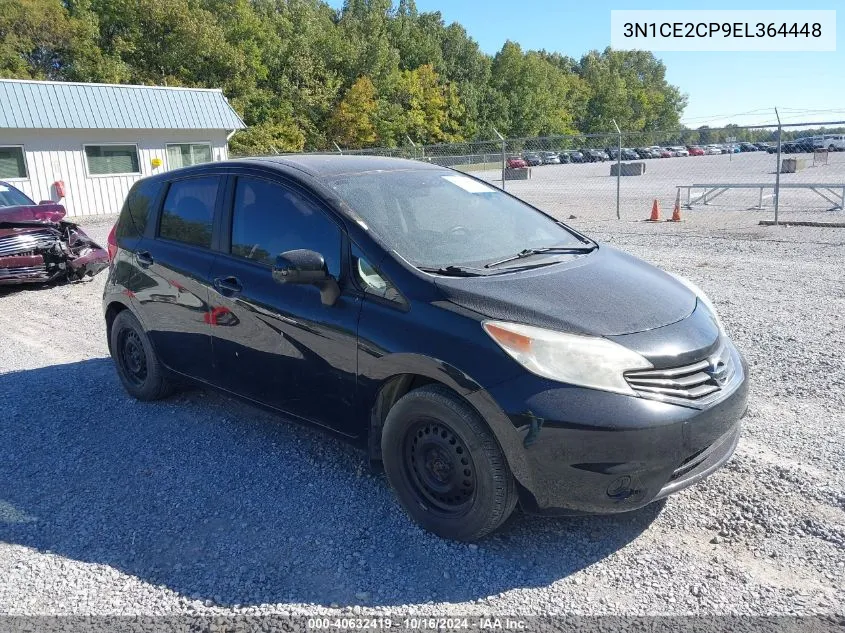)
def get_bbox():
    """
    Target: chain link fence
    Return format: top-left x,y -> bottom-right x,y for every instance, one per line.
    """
315,121 -> 845,228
